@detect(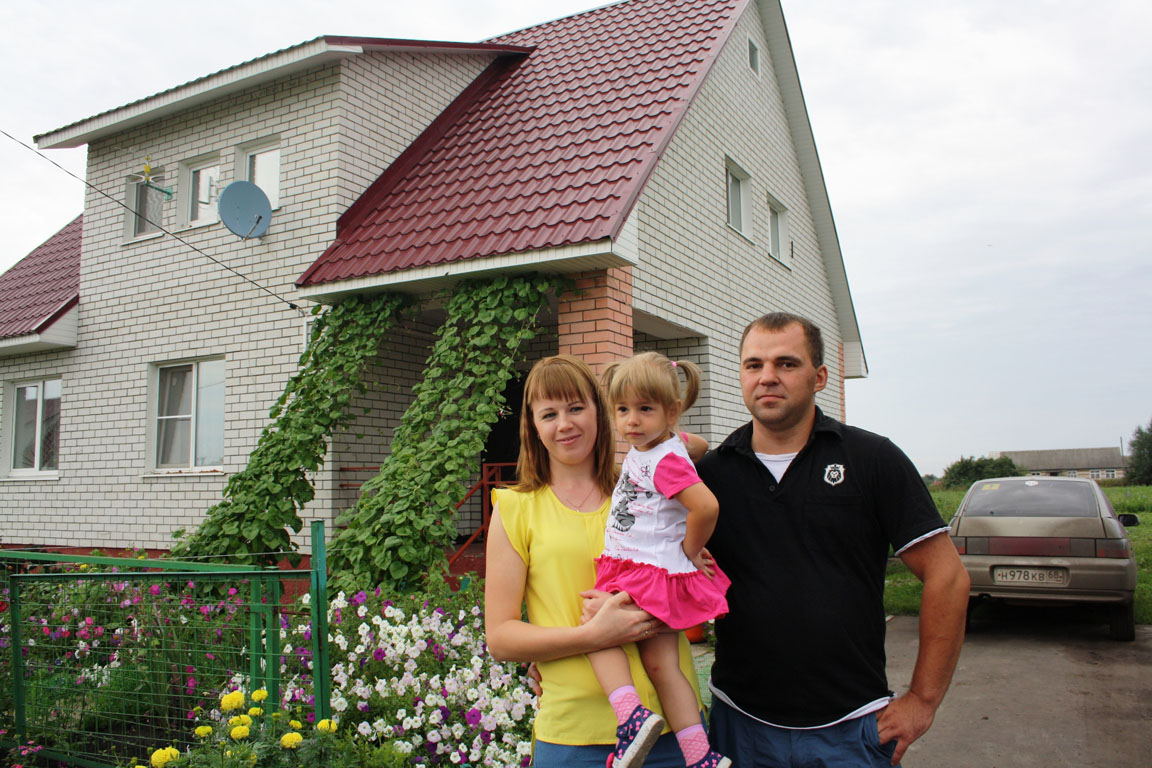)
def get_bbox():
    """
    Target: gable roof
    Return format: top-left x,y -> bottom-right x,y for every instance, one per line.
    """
0,215 -> 81,345
35,36 -> 529,150
998,448 -> 1129,472
296,0 -> 744,291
